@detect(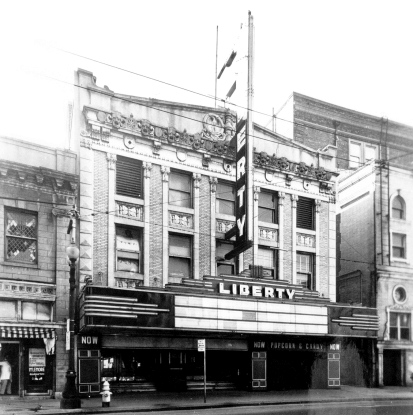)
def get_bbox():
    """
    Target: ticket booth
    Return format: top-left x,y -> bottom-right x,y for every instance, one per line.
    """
77,334 -> 101,396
